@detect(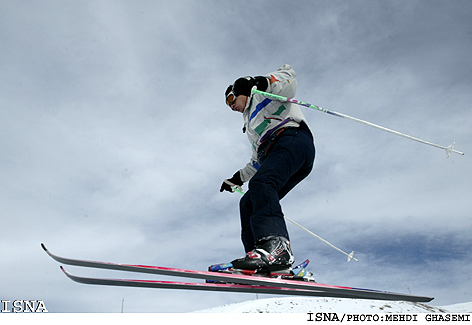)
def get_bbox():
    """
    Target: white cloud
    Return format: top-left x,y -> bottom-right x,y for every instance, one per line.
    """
1,0 -> 471,312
